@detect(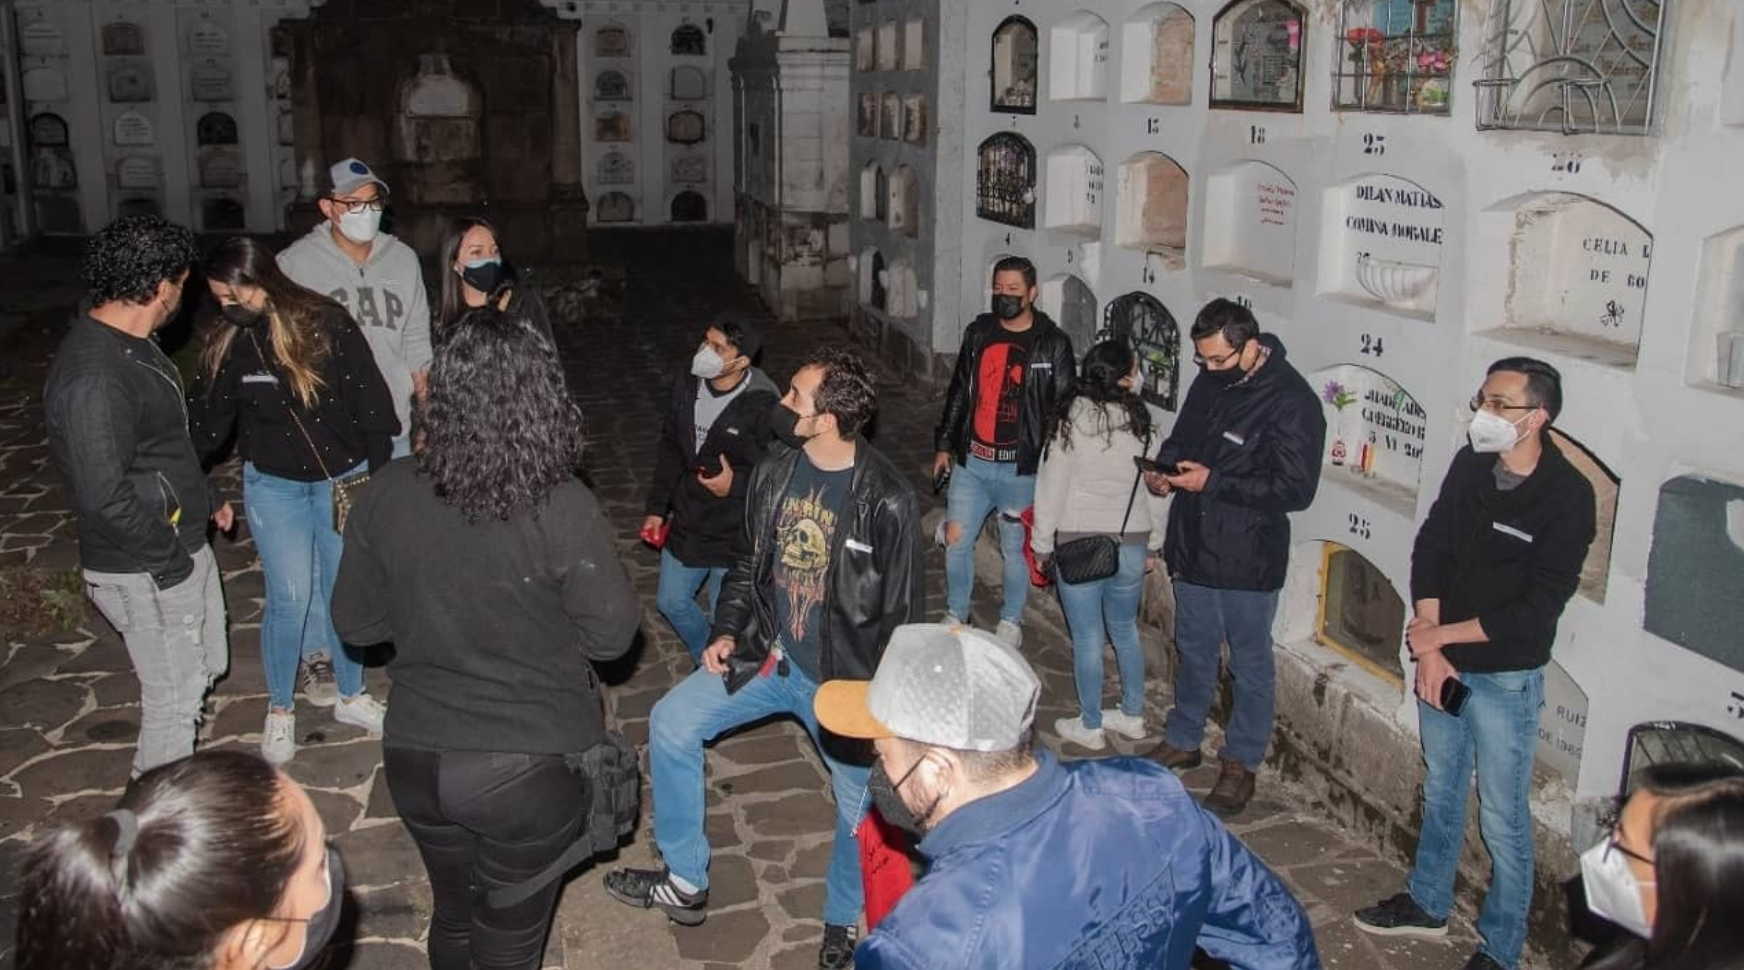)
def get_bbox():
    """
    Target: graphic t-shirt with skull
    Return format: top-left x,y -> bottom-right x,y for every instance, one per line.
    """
771,457 -> 853,681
